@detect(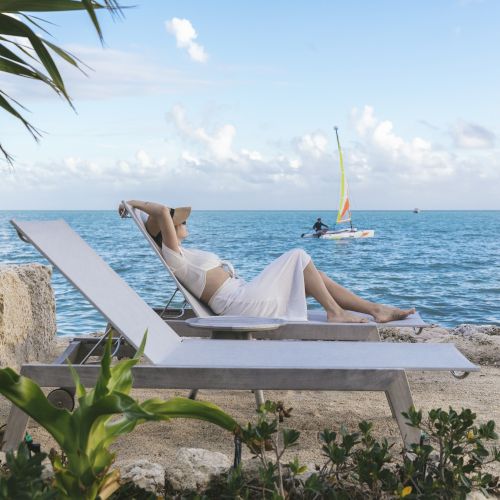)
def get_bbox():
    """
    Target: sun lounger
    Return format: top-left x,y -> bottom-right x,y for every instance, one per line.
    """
3,218 -> 478,451
121,200 -> 428,341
